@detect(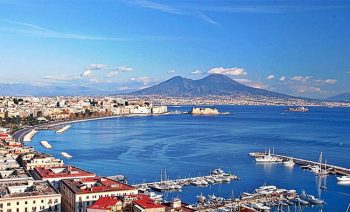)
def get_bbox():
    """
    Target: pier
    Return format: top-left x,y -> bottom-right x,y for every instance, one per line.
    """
250,152 -> 350,176
133,168 -> 239,192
